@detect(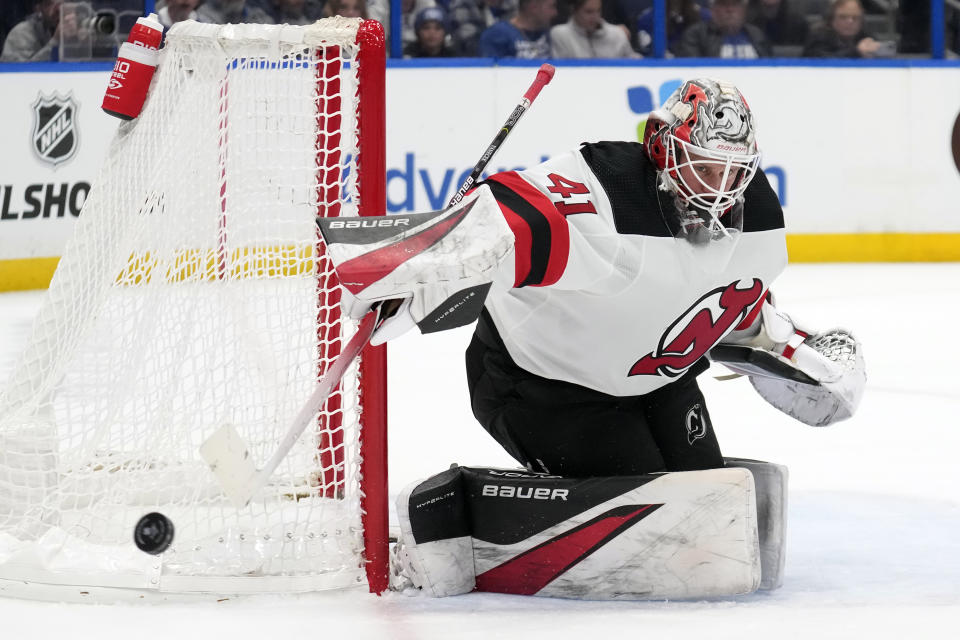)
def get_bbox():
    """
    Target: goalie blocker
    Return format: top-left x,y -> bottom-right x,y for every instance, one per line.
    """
316,185 -> 514,344
393,459 -> 787,600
